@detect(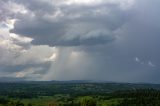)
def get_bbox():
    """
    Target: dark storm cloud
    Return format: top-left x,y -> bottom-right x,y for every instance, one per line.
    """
43,0 -> 160,83
10,0 -> 132,46
1,0 -> 160,83
78,0 -> 160,83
